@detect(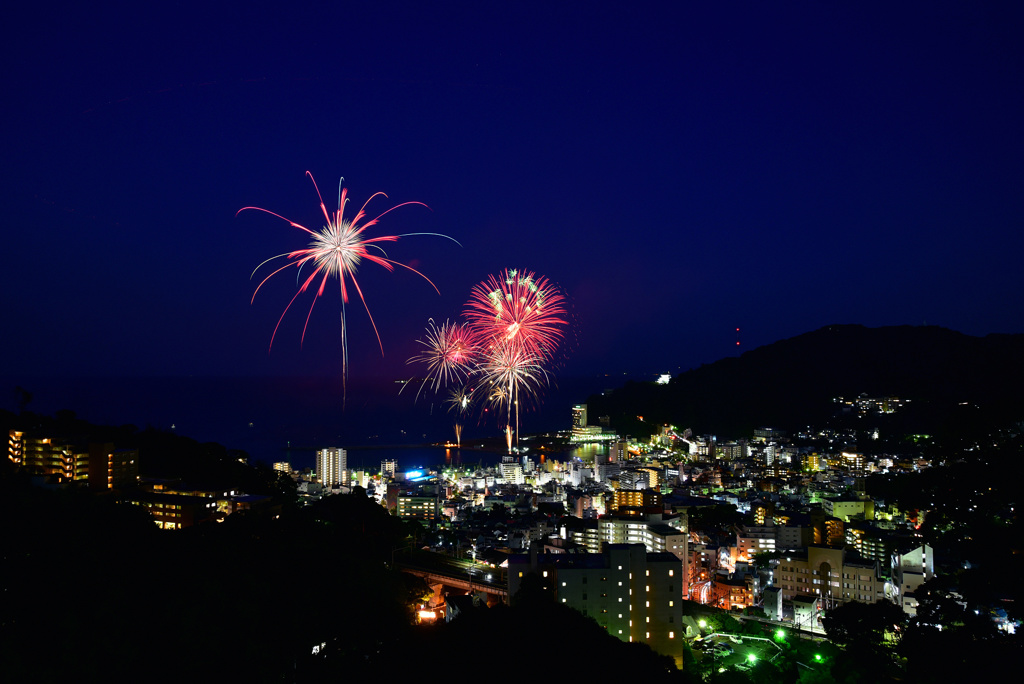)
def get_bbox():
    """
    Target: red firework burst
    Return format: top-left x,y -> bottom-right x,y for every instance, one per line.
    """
240,172 -> 457,383
463,268 -> 567,362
